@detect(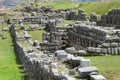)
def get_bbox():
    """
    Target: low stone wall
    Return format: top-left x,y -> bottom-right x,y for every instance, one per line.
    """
10,24 -> 106,80
10,24 -> 76,80
23,16 -> 48,25
87,46 -> 120,55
